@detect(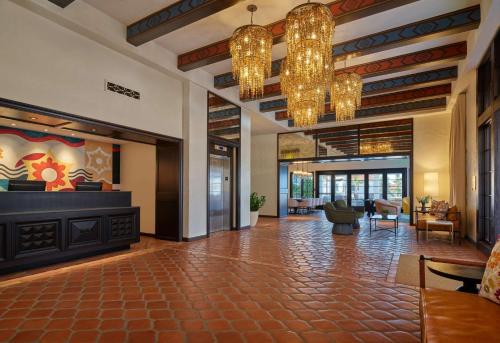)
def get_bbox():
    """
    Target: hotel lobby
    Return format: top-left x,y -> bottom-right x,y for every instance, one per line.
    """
0,0 -> 499,342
